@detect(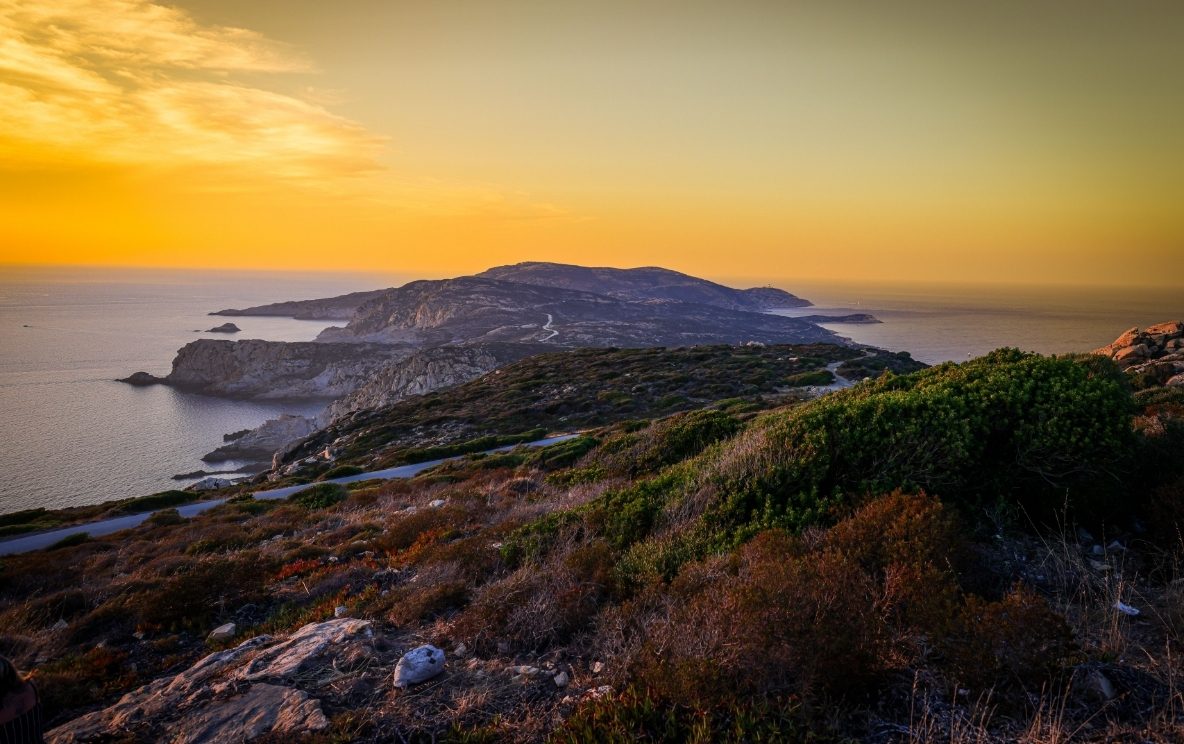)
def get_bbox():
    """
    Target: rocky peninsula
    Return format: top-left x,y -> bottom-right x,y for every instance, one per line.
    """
121,264 -> 861,466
